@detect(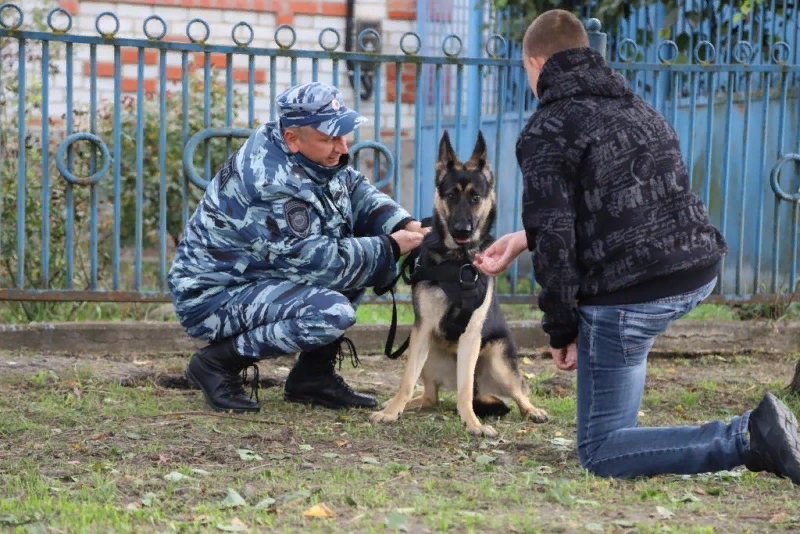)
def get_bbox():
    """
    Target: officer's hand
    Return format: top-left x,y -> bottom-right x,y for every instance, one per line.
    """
391,229 -> 424,255
405,220 -> 432,236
